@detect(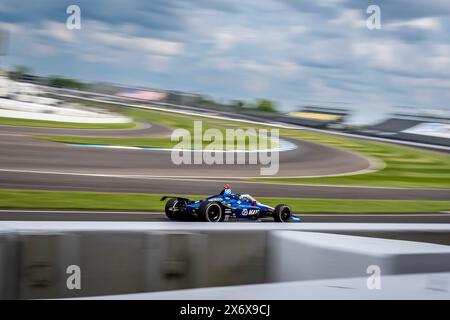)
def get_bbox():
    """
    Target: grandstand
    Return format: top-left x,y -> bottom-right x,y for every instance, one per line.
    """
361,113 -> 450,147
282,106 -> 350,128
